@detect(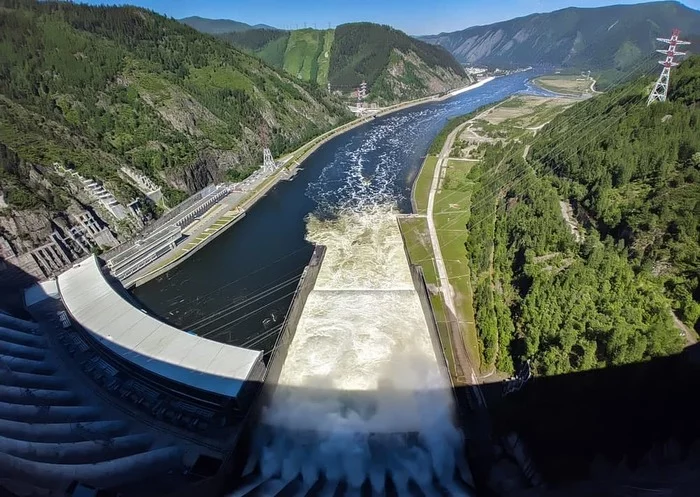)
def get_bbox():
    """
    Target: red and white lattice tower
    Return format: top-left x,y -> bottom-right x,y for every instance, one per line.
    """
647,29 -> 690,106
